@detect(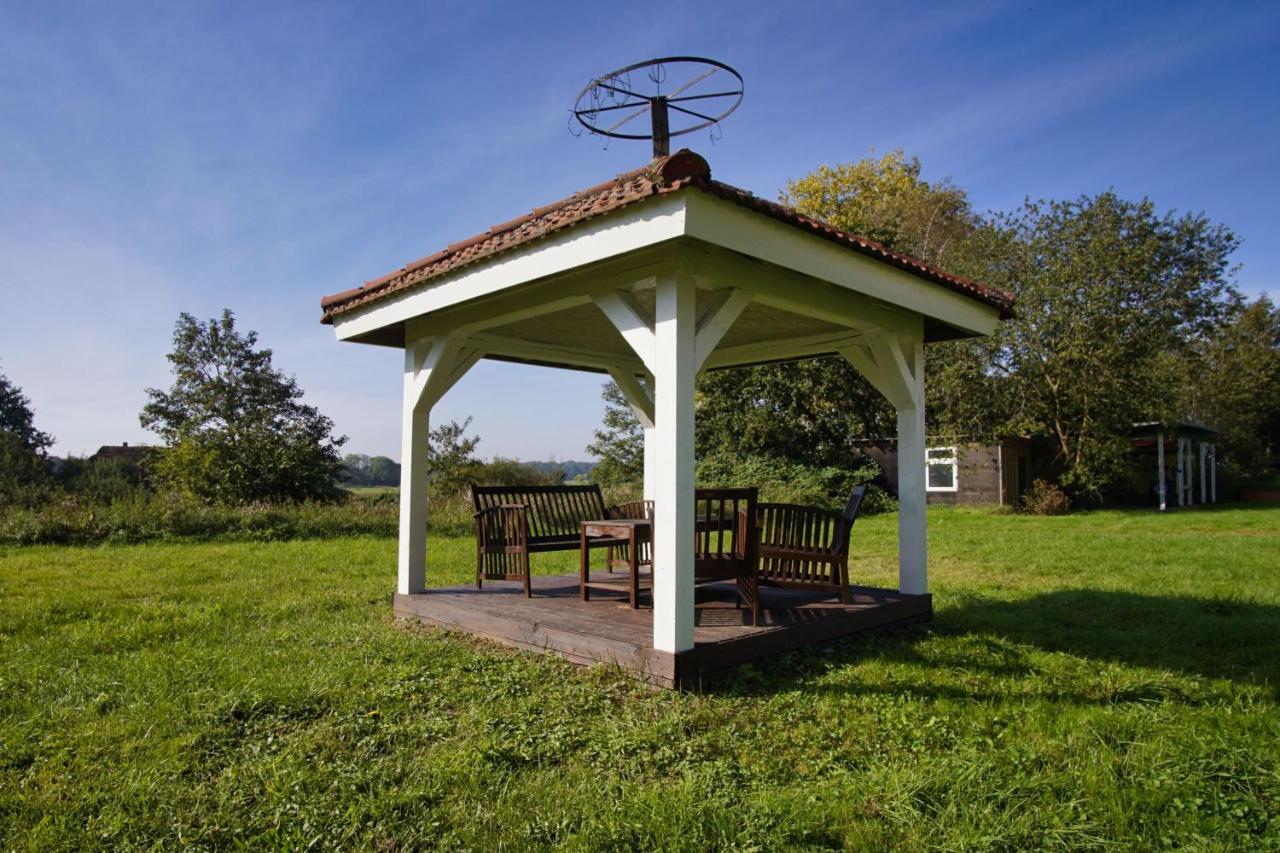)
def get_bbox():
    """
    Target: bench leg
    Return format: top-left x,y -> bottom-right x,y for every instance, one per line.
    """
580,531 -> 590,601
628,530 -> 639,609
737,574 -> 760,627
